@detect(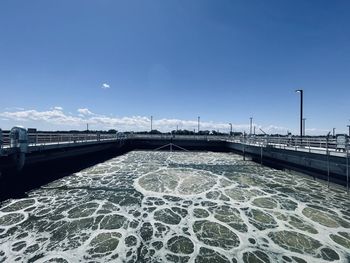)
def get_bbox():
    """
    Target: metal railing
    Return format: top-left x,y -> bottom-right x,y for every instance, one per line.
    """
129,134 -> 229,141
228,136 -> 349,157
2,131 -> 349,158
0,131 -> 123,149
